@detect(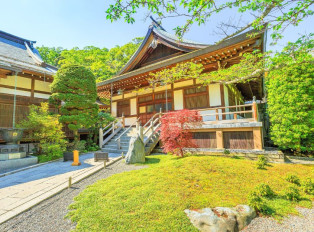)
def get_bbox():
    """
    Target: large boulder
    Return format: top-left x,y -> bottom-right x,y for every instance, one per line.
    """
125,135 -> 145,164
184,205 -> 256,232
